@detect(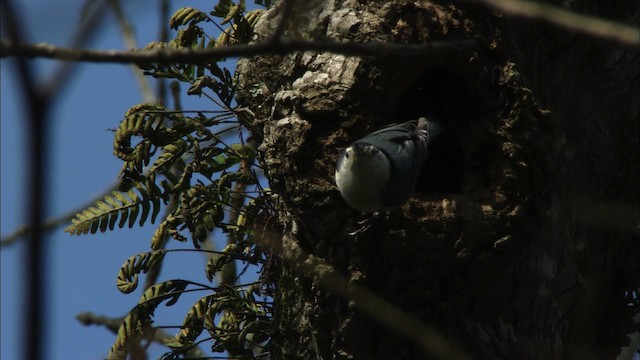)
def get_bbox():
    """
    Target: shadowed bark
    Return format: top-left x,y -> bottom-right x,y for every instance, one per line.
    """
236,0 -> 639,359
